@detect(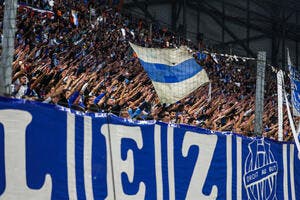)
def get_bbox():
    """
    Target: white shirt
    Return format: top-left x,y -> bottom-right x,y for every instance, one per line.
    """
15,85 -> 28,99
